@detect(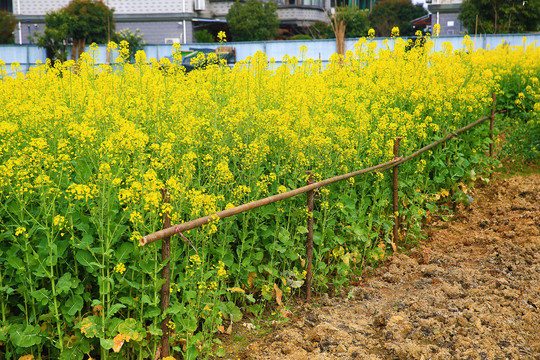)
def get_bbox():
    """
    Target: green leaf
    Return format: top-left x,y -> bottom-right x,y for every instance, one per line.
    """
75,250 -> 98,273
139,260 -> 154,274
116,242 -> 133,263
144,305 -> 161,318
63,295 -> 84,316
124,278 -> 142,290
79,316 -> 102,338
60,338 -> 90,360
147,322 -> 163,336
106,317 -> 123,335
118,318 -> 144,342
118,296 -> 137,307
45,243 -> 58,267
30,289 -> 52,305
57,272 -> 77,294
154,278 -> 167,291
6,256 -> 24,270
163,302 -> 182,315
218,301 -> 243,322
100,338 -> 114,350
252,252 -> 264,262
296,226 -> 308,234
0,323 -> 11,341
215,346 -> 227,357
107,303 -> 126,318
10,324 -> 42,347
